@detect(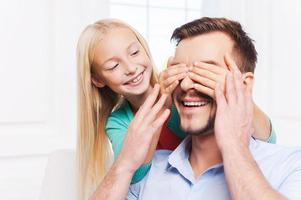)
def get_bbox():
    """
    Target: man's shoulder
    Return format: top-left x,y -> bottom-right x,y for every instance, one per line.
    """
140,150 -> 172,176
253,139 -> 301,160
152,150 -> 172,167
252,140 -> 301,175
252,140 -> 301,196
